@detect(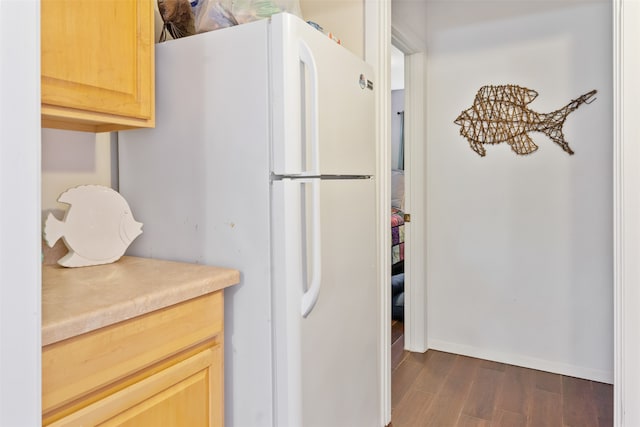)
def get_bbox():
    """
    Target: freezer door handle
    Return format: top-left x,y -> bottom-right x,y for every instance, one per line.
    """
299,40 -> 320,175
301,179 -> 322,317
